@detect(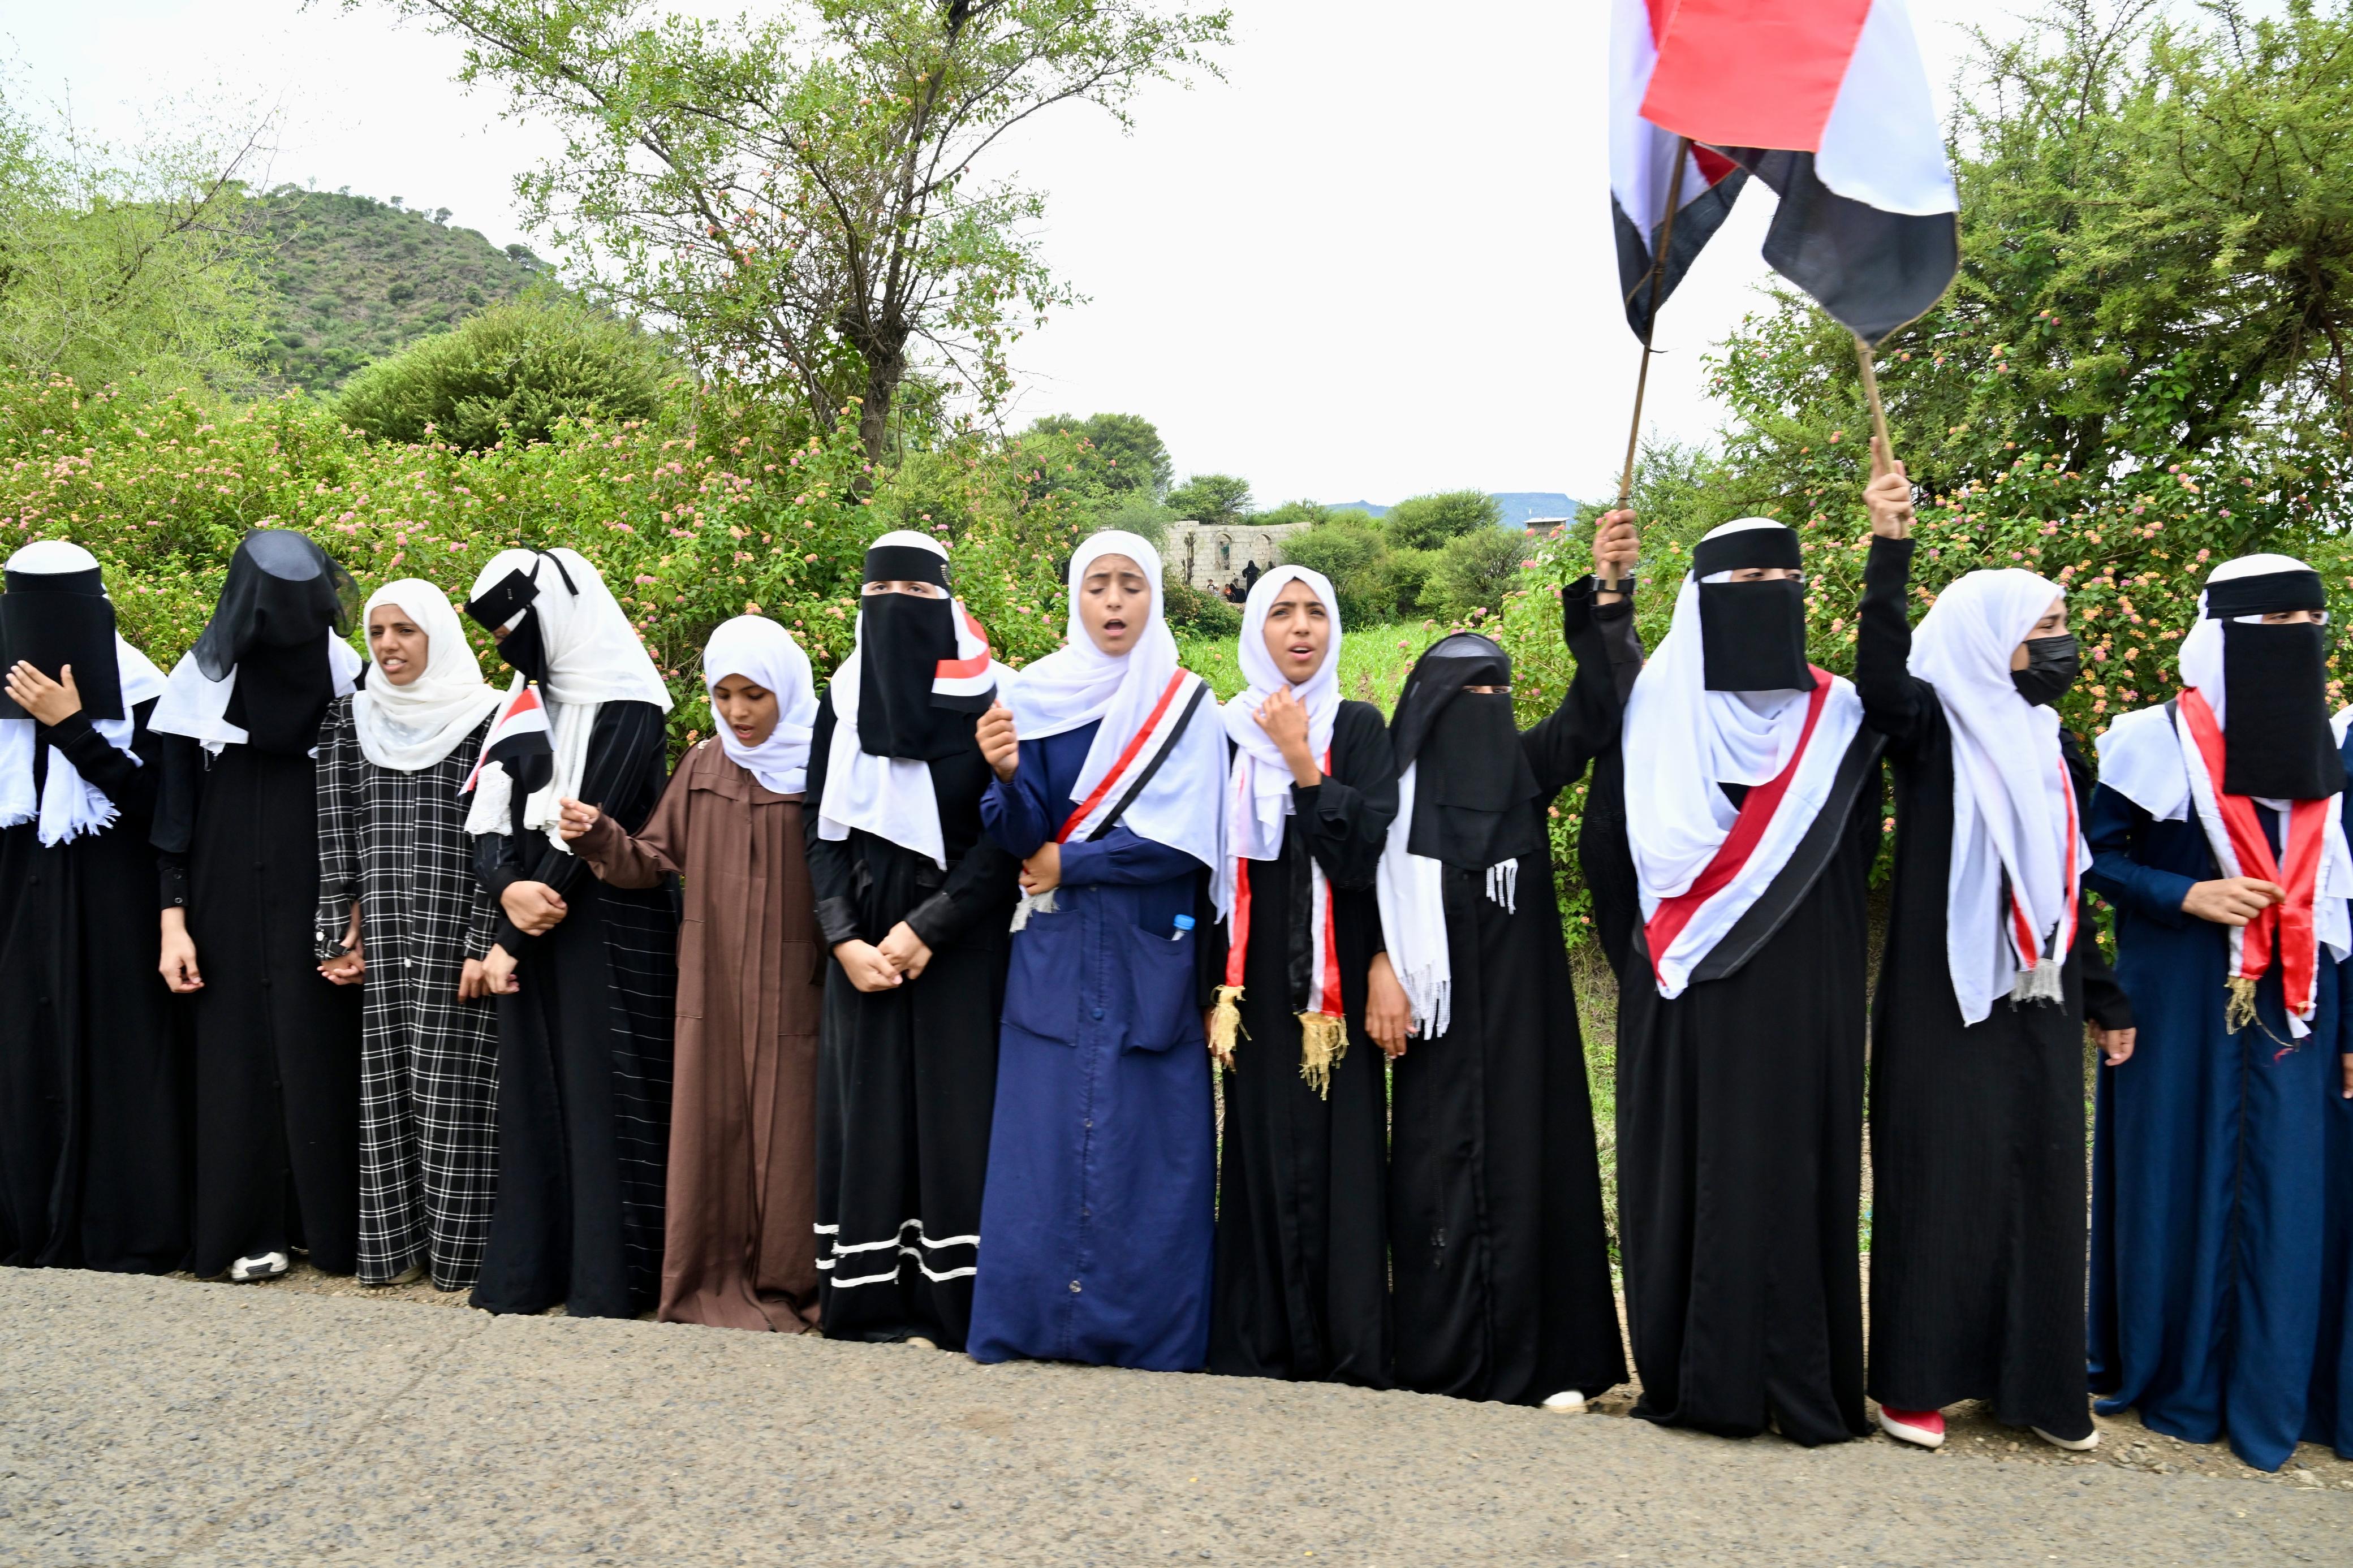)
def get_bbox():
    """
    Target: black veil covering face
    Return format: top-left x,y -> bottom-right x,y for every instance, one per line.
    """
1693,525 -> 1813,693
0,554 -> 122,720
1390,632 -> 1545,870
464,554 -> 579,685
855,541 -> 970,761
197,529 -> 358,755
2207,568 -> 2340,800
